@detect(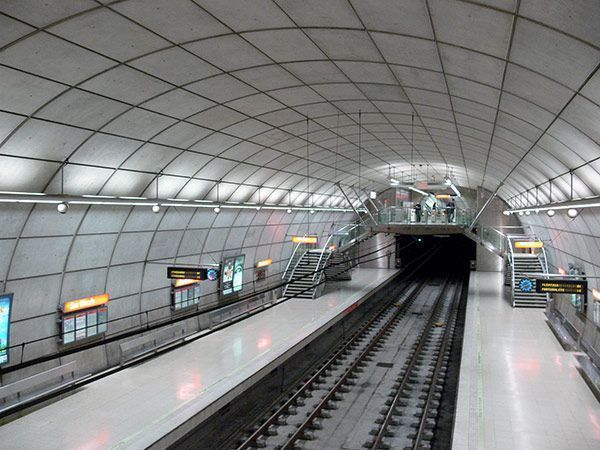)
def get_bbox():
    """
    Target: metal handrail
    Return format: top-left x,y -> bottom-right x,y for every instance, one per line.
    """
282,242 -> 302,280
508,235 -> 516,304
313,234 -> 334,285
